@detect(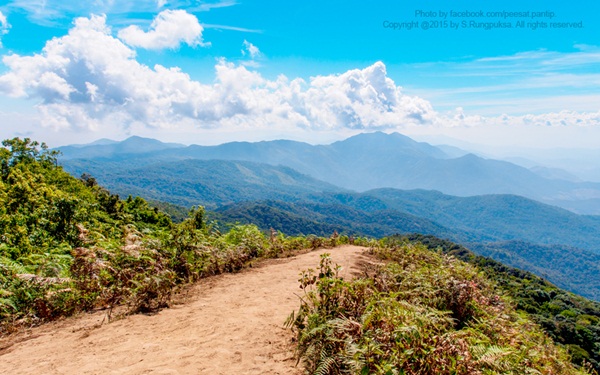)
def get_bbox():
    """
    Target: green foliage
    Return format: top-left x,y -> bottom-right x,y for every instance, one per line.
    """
188,206 -> 205,230
1,138 -> 59,171
0,139 -> 340,333
399,234 -> 600,372
146,200 -> 189,223
289,244 -> 591,375
223,224 -> 266,257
